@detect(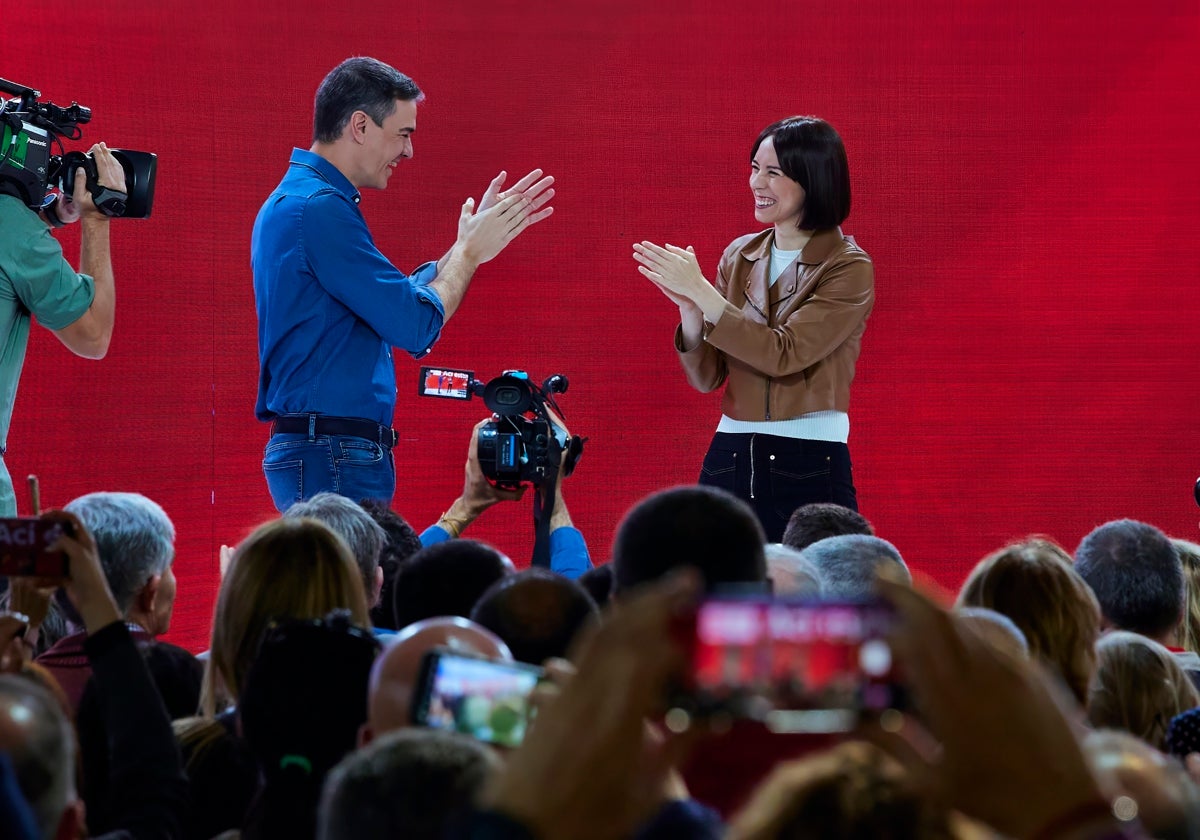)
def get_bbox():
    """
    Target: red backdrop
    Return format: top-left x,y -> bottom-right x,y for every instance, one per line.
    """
5,0 -> 1199,651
